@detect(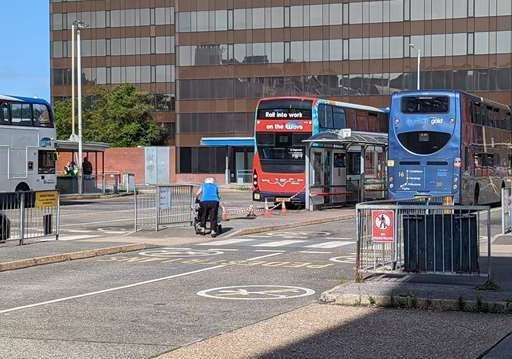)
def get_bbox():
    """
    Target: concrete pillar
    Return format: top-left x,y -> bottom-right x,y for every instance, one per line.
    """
225,146 -> 230,185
